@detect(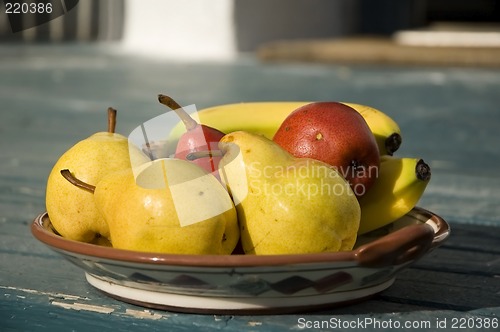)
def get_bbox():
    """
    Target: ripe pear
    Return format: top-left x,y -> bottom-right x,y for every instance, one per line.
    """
46,108 -> 149,243
218,131 -> 361,255
158,95 -> 225,173
273,102 -> 380,197
88,158 -> 239,254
